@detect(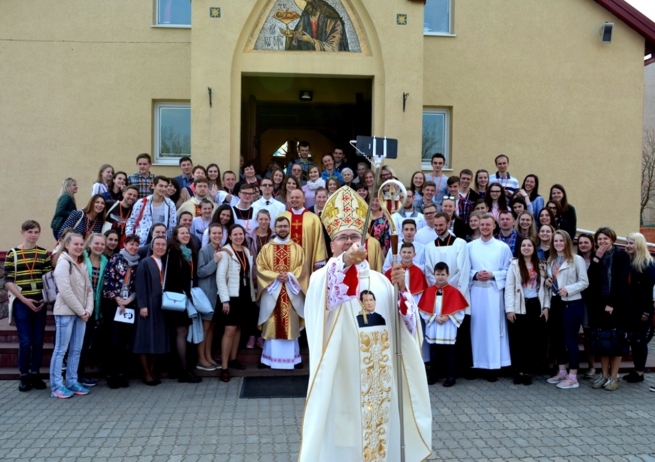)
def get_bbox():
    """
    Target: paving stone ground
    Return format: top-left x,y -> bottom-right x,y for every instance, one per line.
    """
2,369 -> 655,462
